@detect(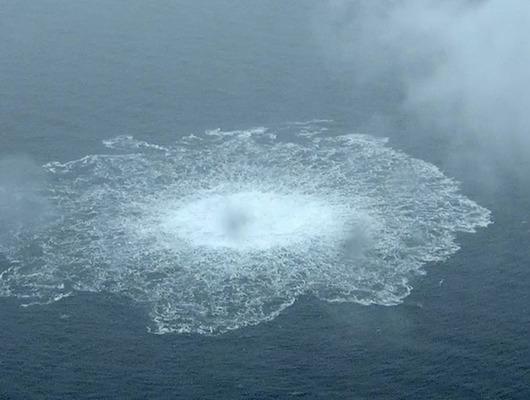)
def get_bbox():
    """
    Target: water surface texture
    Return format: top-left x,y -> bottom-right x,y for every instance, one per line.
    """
1,122 -> 490,335
1,1 -> 529,399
